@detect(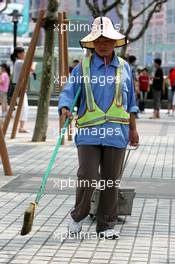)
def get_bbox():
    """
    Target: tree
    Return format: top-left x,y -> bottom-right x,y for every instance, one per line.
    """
85,0 -> 168,56
85,0 -> 121,17
0,0 -> 10,13
32,0 -> 59,142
